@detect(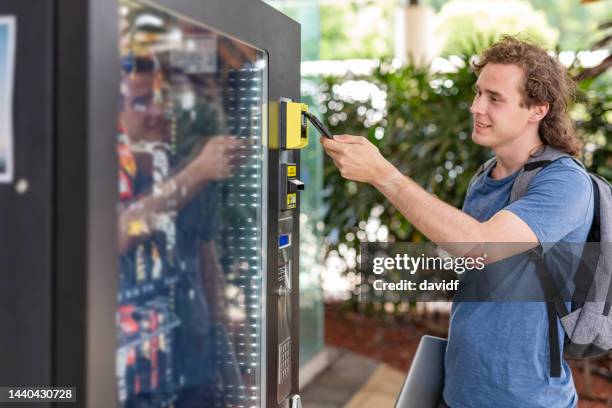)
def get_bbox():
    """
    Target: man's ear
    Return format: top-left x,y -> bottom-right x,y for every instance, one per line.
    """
529,103 -> 549,123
